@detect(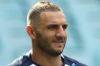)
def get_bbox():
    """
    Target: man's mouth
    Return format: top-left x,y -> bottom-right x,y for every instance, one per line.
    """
53,40 -> 65,44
